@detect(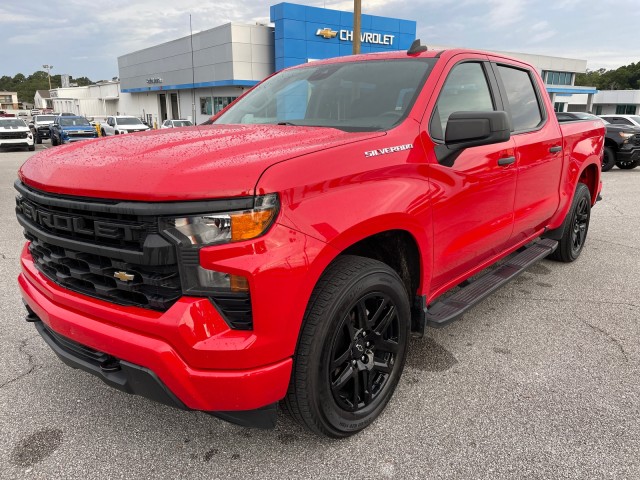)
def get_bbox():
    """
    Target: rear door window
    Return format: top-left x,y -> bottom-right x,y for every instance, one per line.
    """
497,65 -> 543,132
